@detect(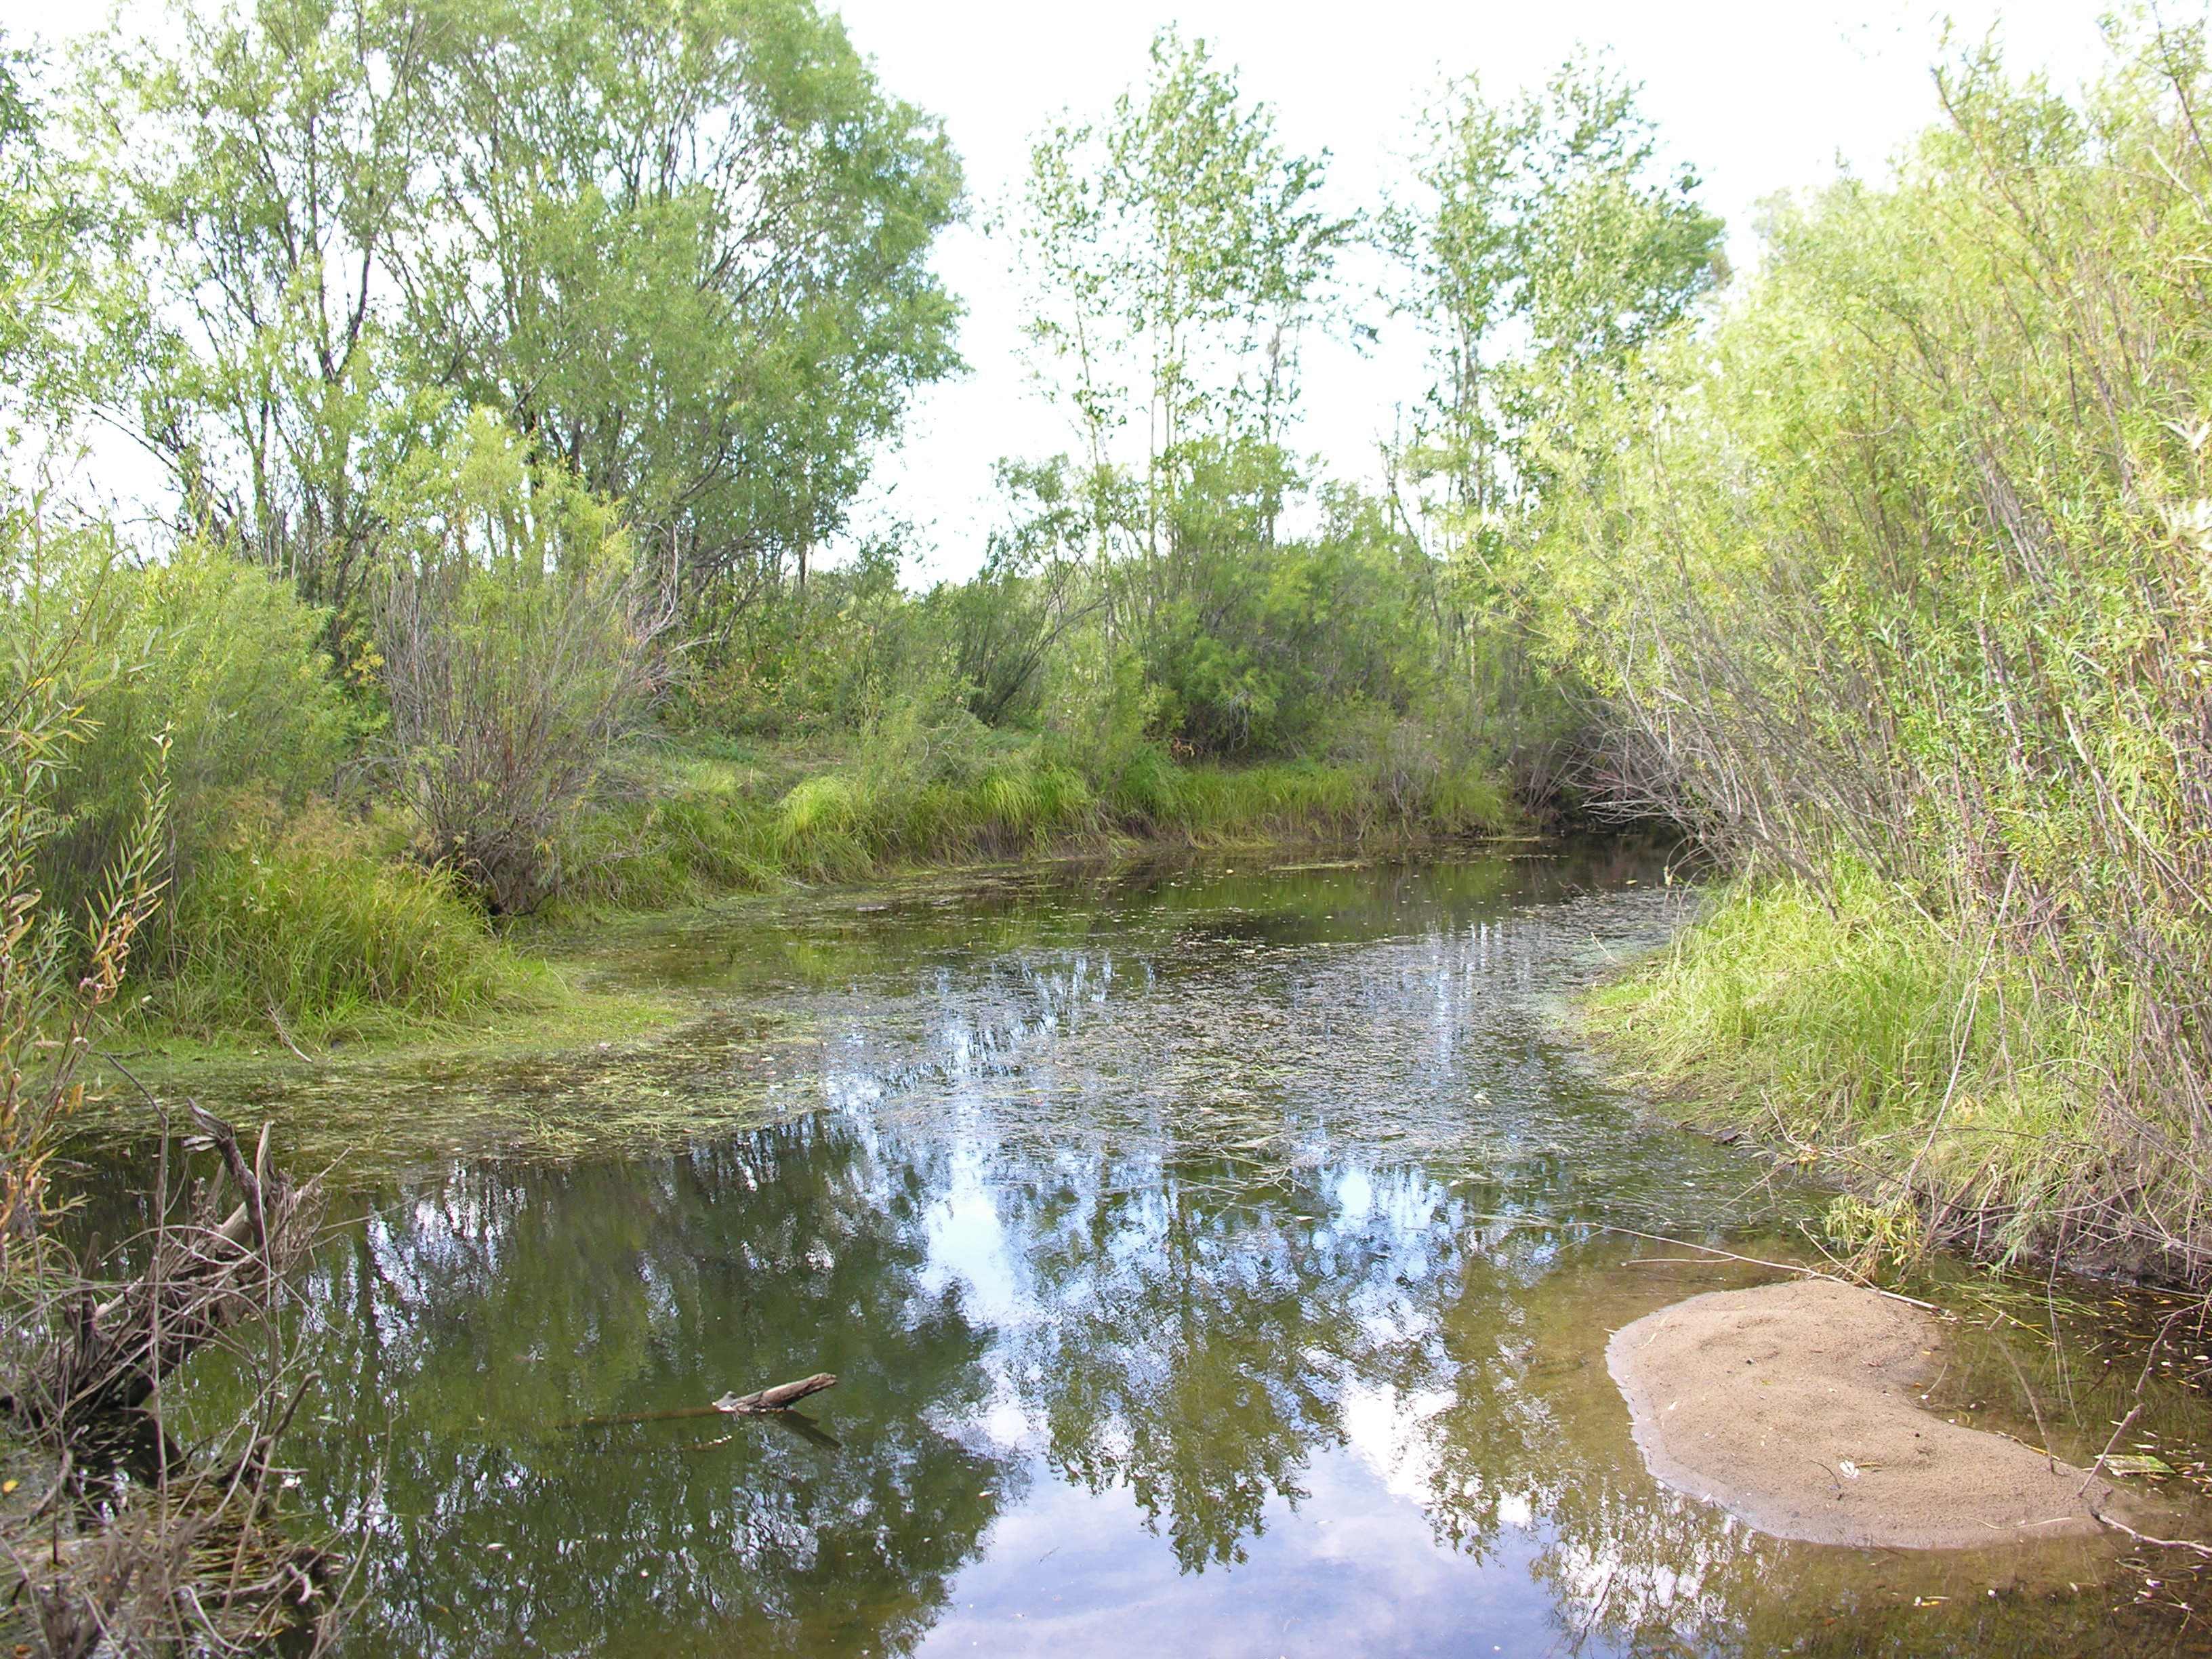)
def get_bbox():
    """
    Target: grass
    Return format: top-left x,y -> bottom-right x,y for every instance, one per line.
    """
1584,867 -> 2125,1276
114,731 -> 1525,1061
550,733 -> 1523,919
135,808 -> 552,1048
